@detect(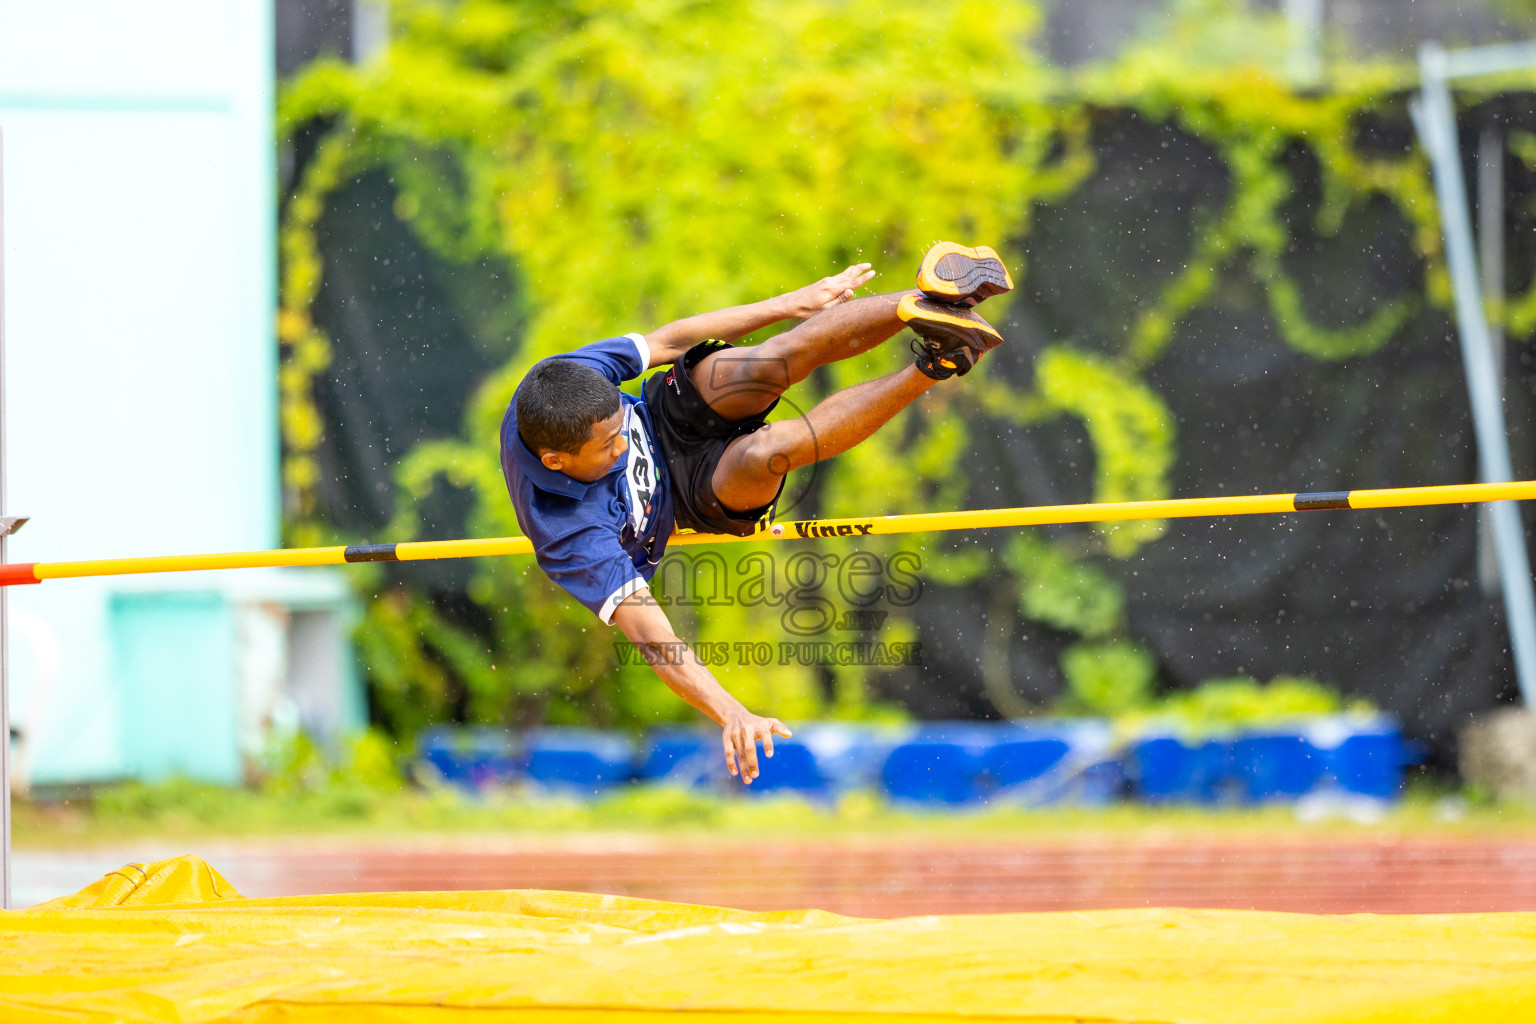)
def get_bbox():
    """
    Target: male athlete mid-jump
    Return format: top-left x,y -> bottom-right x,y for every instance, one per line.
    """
501,242 -> 1014,782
